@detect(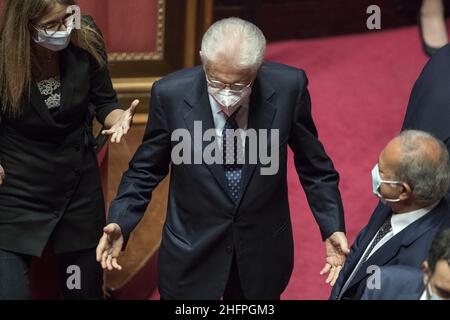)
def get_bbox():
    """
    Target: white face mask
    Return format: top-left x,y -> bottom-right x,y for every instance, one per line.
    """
371,164 -> 402,204
33,20 -> 74,52
208,85 -> 252,112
